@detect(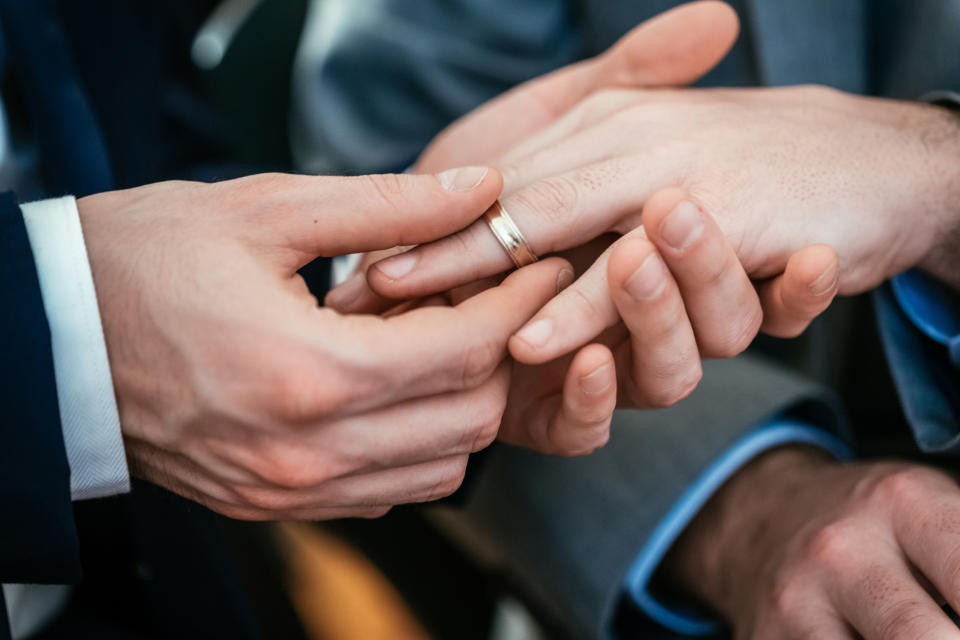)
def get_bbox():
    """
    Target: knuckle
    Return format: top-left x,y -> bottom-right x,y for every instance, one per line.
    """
574,401 -> 615,428
697,250 -> 736,287
582,88 -> 632,118
804,521 -> 860,571
360,506 -> 392,519
469,418 -> 502,452
512,174 -> 580,227
767,320 -> 808,340
427,460 -> 469,501
866,466 -> 942,509
565,286 -> 605,324
498,163 -> 521,186
768,578 -> 807,626
447,226 -> 488,282
563,90 -> 632,133
707,306 -> 762,358
362,173 -> 408,212
560,428 -> 611,458
573,93 -> 608,125
463,390 -> 507,454
232,484 -> 292,512
641,301 -> 690,345
264,367 -> 345,423
249,442 -> 339,490
638,361 -> 702,409
457,338 -> 503,389
215,503 -> 267,521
